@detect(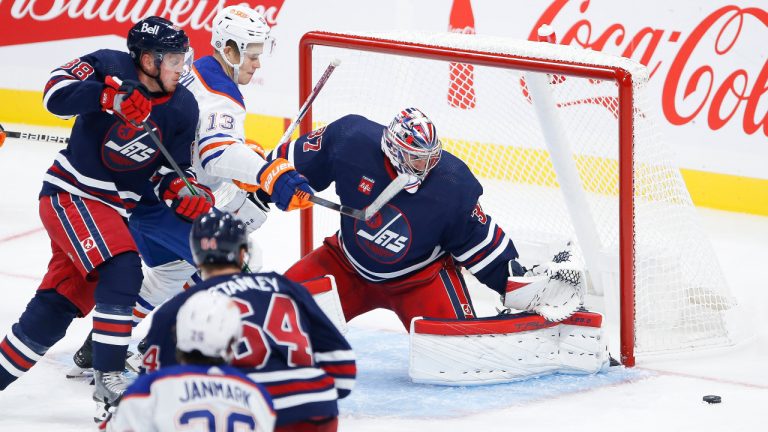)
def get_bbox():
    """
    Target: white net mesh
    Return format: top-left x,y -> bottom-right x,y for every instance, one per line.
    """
301,31 -> 746,358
